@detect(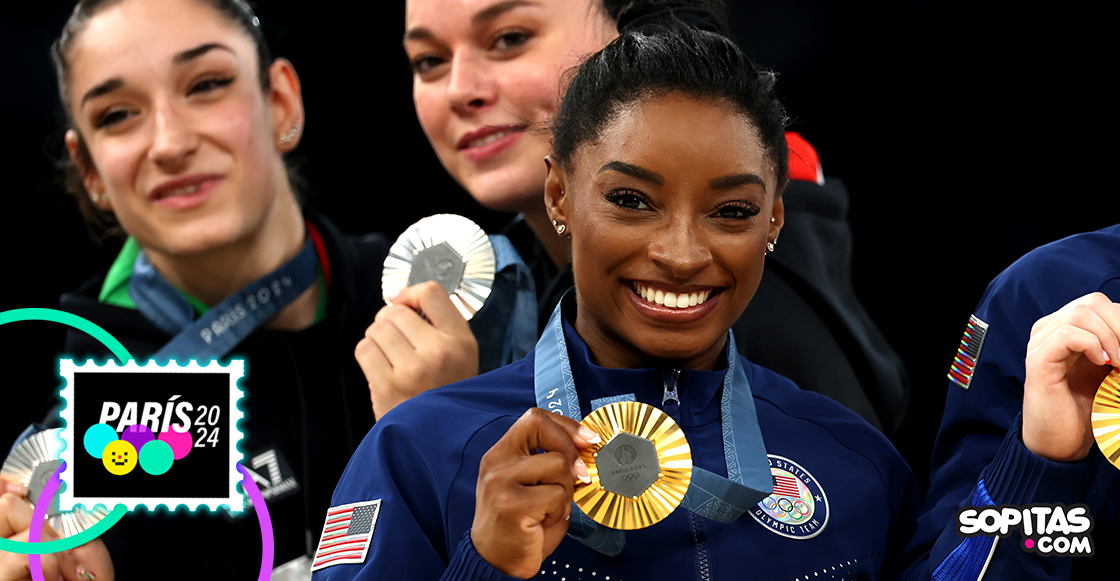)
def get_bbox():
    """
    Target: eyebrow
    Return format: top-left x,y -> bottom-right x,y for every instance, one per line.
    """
173,42 -> 234,65
80,43 -> 234,106
404,0 -> 539,43
709,174 -> 766,190
599,161 -> 665,186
